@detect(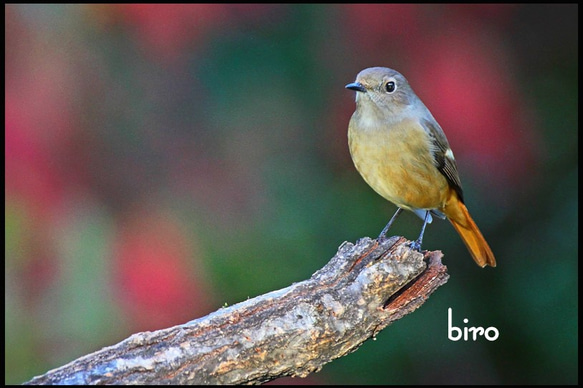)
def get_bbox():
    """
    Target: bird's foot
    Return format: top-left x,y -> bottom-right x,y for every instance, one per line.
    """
408,239 -> 423,252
